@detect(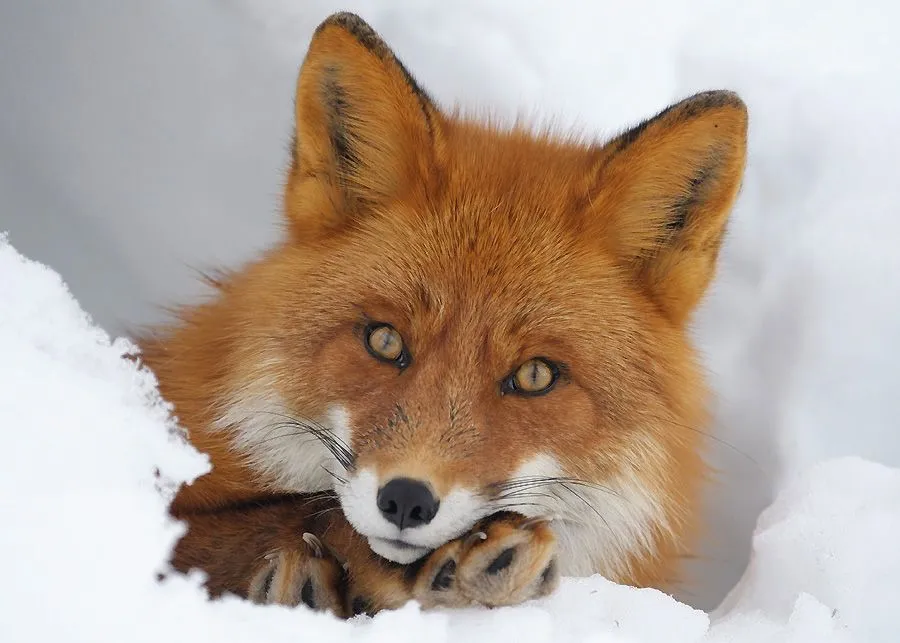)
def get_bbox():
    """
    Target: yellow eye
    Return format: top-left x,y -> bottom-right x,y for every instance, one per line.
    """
365,324 -> 408,366
506,358 -> 559,396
